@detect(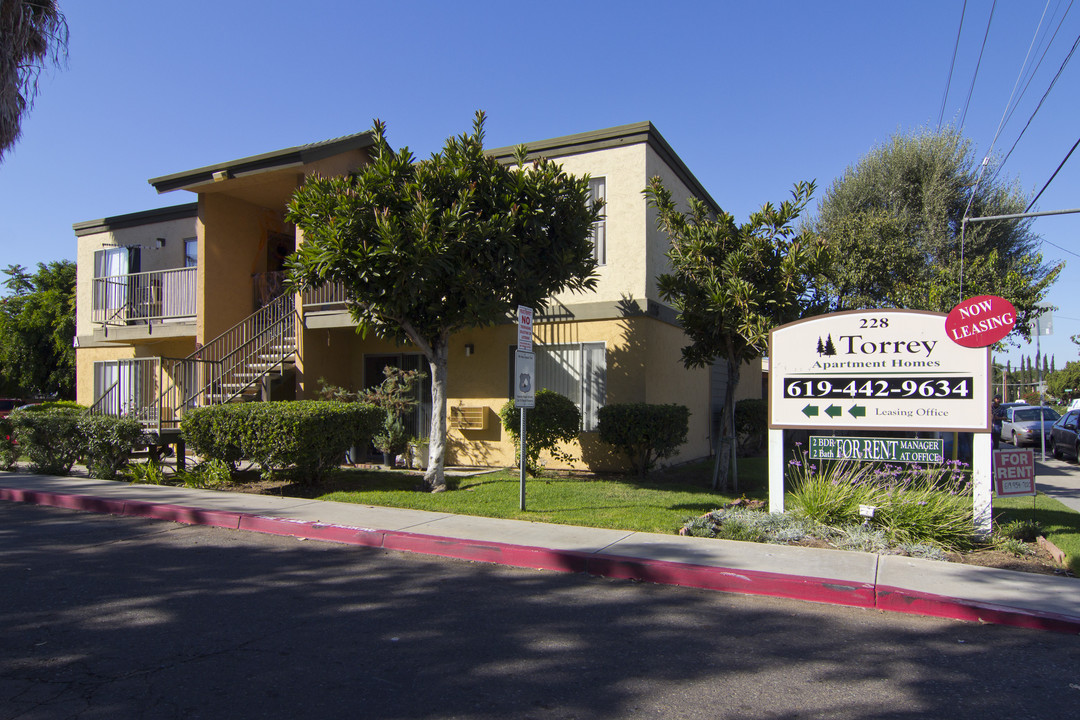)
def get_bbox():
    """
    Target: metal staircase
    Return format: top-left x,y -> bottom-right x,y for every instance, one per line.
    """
90,292 -> 298,431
